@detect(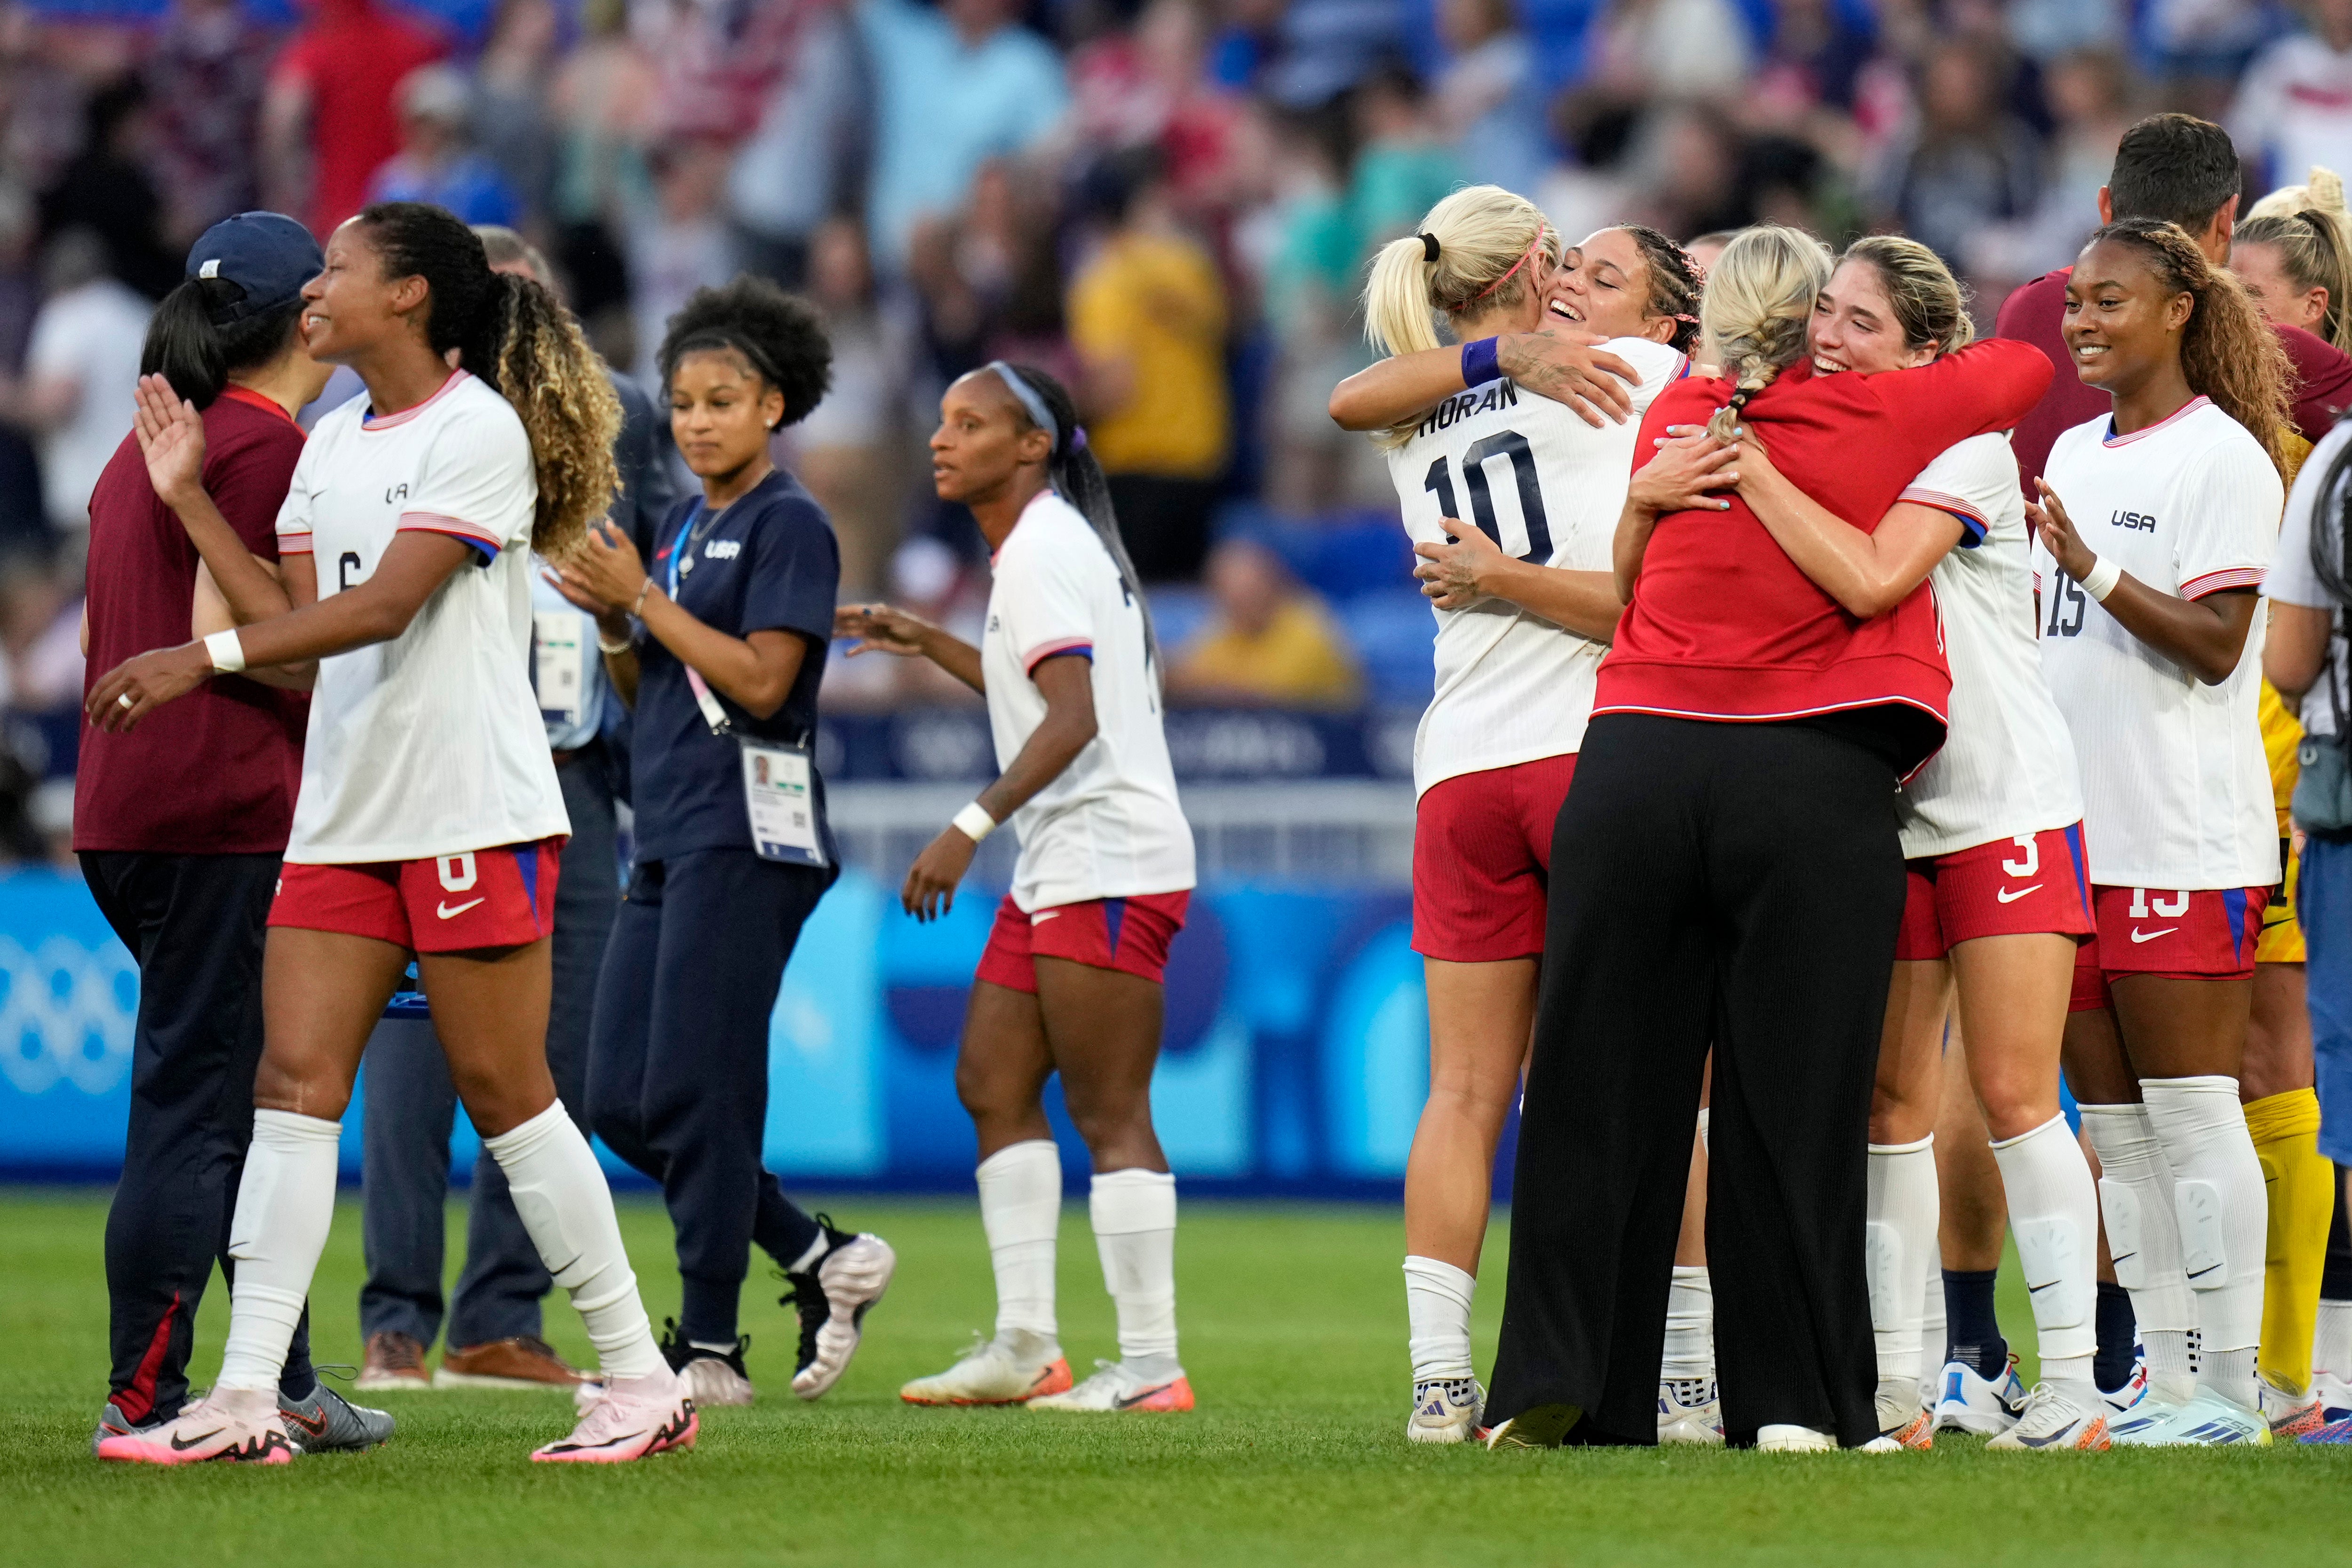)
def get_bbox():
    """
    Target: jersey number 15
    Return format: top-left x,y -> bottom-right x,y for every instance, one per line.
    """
2043,567 -> 2088,638
1424,430 -> 1554,563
